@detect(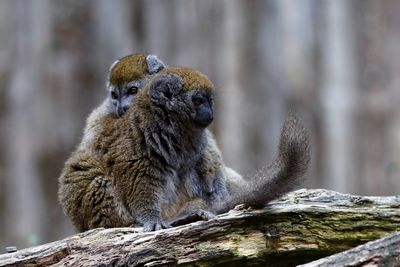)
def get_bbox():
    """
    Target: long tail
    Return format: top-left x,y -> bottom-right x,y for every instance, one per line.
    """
214,112 -> 311,214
